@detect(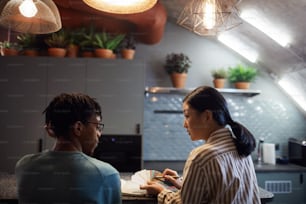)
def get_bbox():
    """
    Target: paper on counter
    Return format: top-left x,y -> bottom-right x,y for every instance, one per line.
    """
121,169 -> 160,196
